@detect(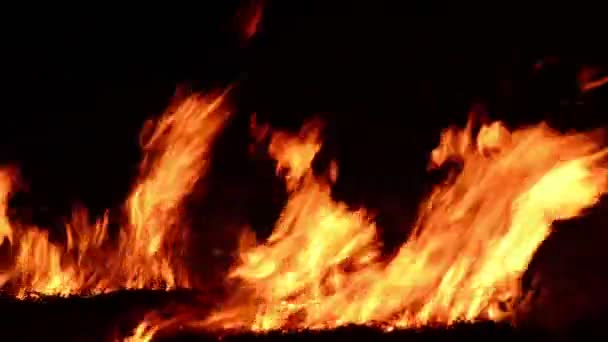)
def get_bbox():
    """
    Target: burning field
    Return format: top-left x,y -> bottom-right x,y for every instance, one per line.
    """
2,3 -> 608,341
0,83 -> 607,341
